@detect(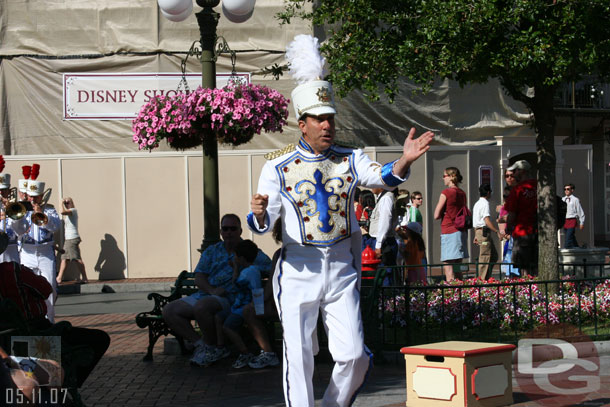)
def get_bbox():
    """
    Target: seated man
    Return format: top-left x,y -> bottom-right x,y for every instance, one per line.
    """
162,214 -> 271,367
0,261 -> 110,389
